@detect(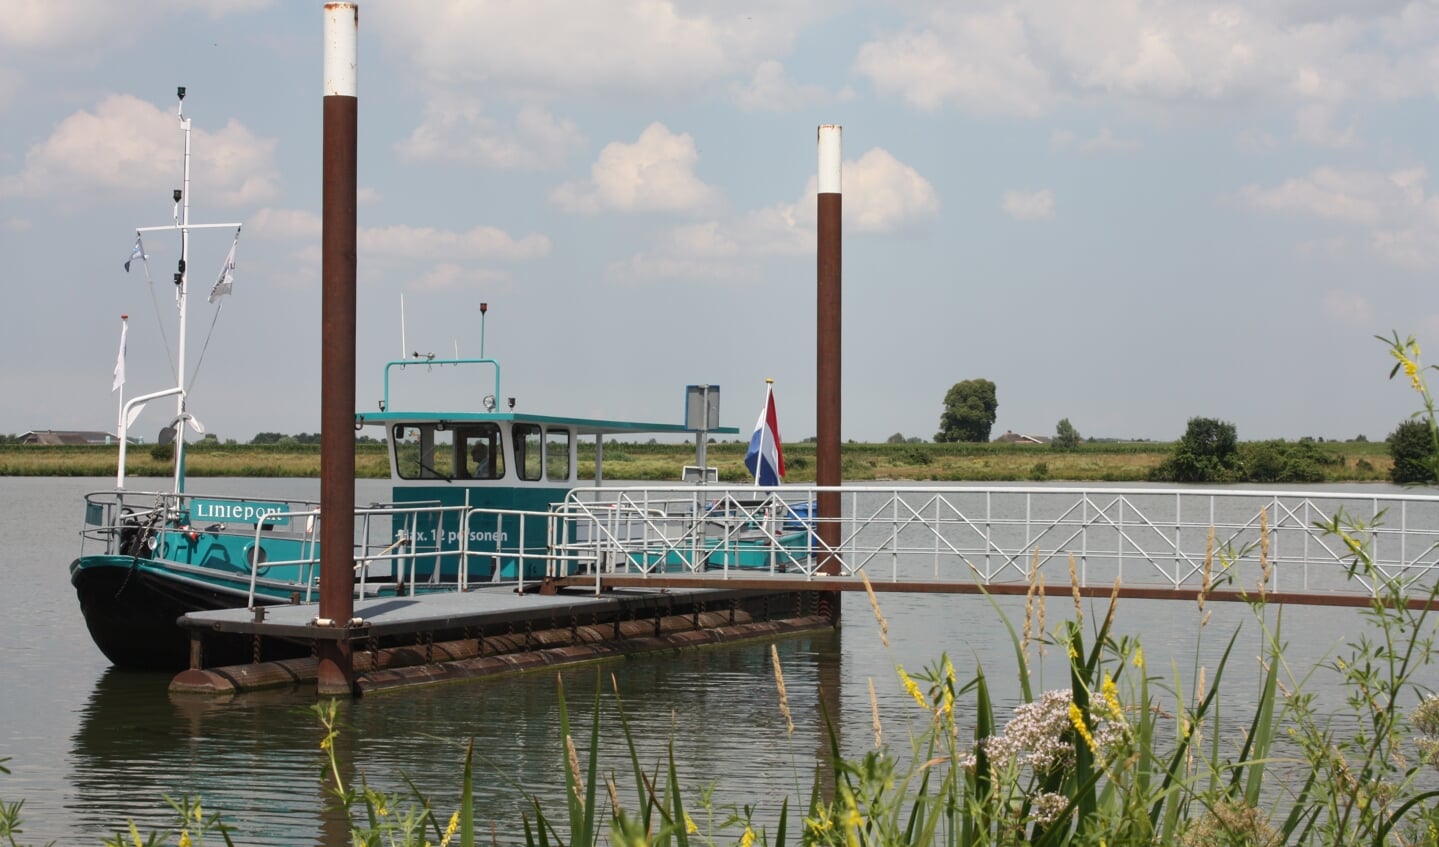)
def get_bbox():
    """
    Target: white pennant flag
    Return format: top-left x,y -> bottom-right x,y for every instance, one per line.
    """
123,235 -> 147,273
209,234 -> 238,303
111,316 -> 128,392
